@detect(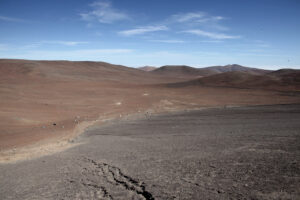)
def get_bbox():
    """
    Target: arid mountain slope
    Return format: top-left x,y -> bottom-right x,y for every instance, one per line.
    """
202,64 -> 271,75
152,64 -> 272,79
168,70 -> 300,91
0,59 -> 181,151
138,66 -> 157,71
0,59 -> 178,84
151,65 -> 215,78
1,59 -> 299,160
